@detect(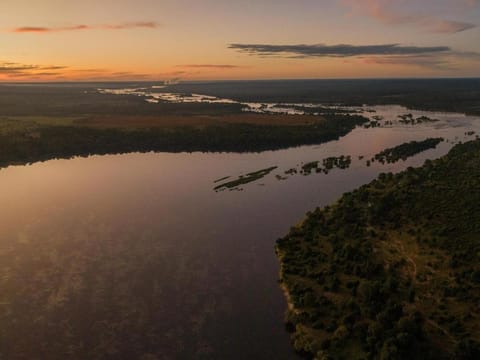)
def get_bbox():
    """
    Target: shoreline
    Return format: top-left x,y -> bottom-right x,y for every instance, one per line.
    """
273,139 -> 480,358
275,247 -> 297,314
0,113 -> 368,169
